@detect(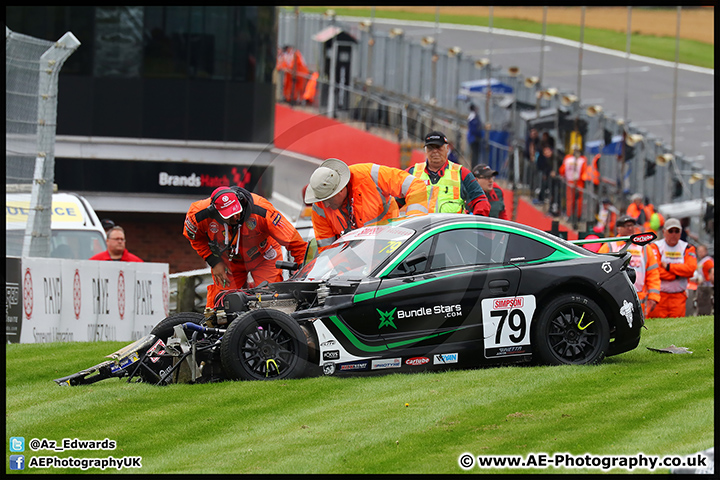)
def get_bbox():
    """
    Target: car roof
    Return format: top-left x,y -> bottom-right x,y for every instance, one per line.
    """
393,213 -> 551,237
